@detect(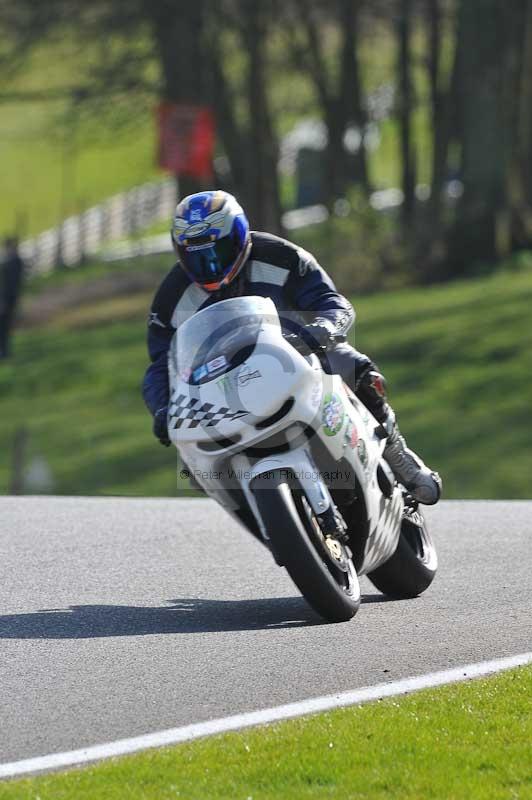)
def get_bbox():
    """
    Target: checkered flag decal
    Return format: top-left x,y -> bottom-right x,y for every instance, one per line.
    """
365,492 -> 403,566
168,393 -> 249,430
